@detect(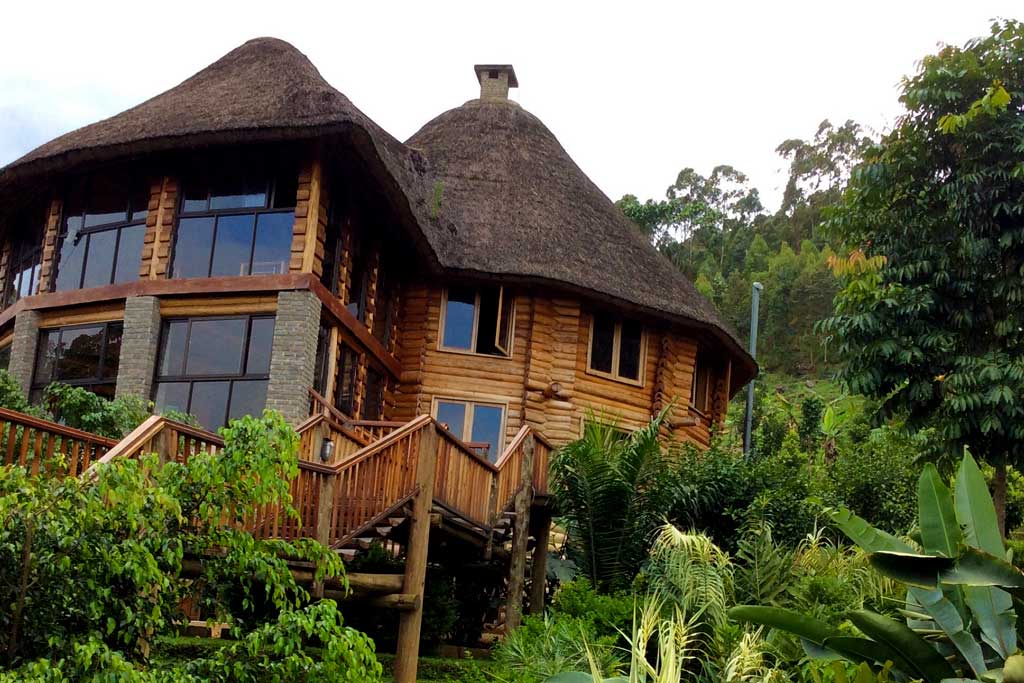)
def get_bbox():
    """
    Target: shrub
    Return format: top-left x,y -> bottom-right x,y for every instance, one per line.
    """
0,411 -> 381,681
